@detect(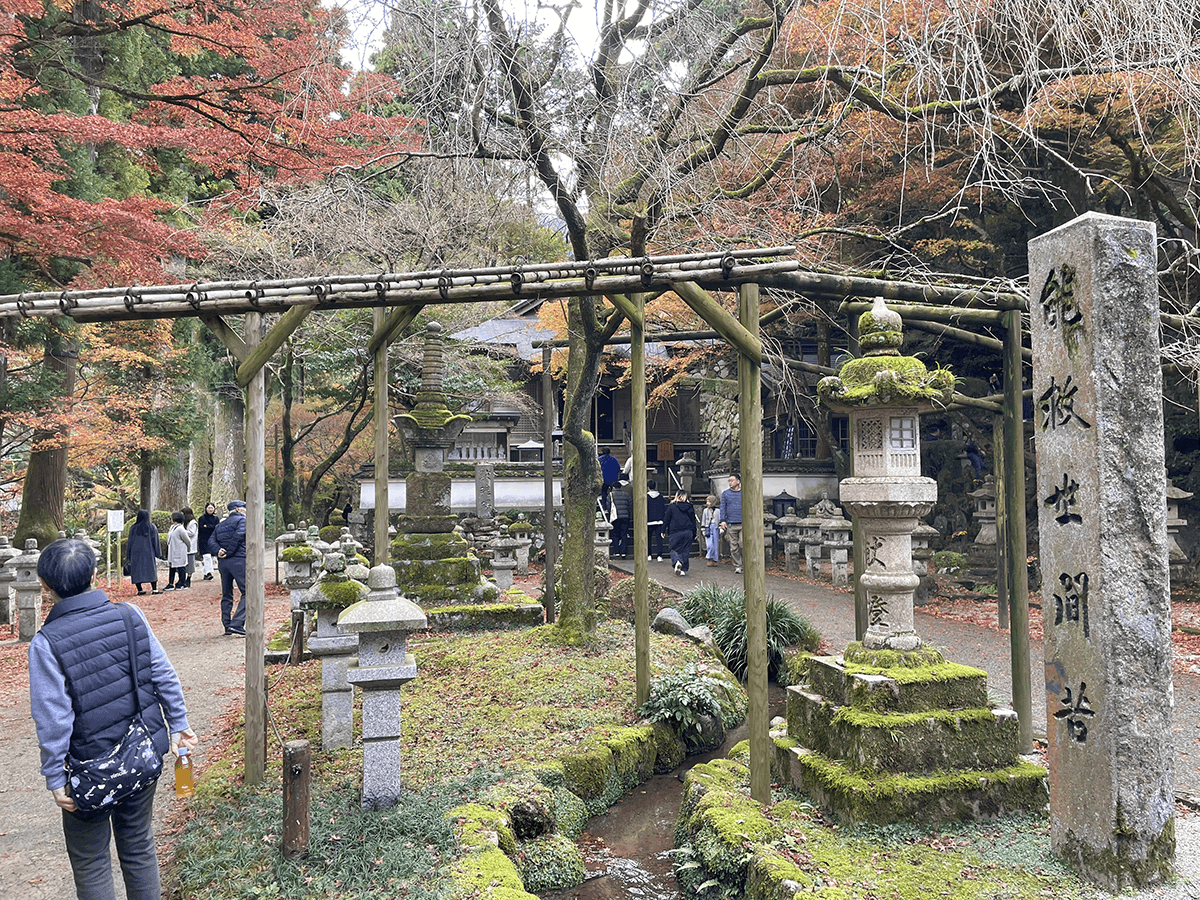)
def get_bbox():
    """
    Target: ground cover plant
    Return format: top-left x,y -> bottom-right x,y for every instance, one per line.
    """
166,620 -> 710,898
